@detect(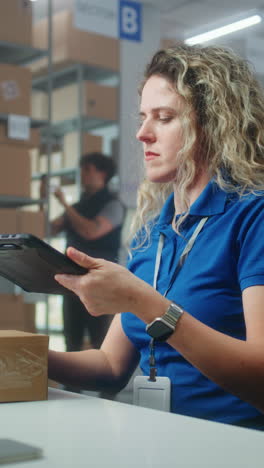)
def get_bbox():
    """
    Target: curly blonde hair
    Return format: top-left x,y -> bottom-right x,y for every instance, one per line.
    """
130,44 -> 264,249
